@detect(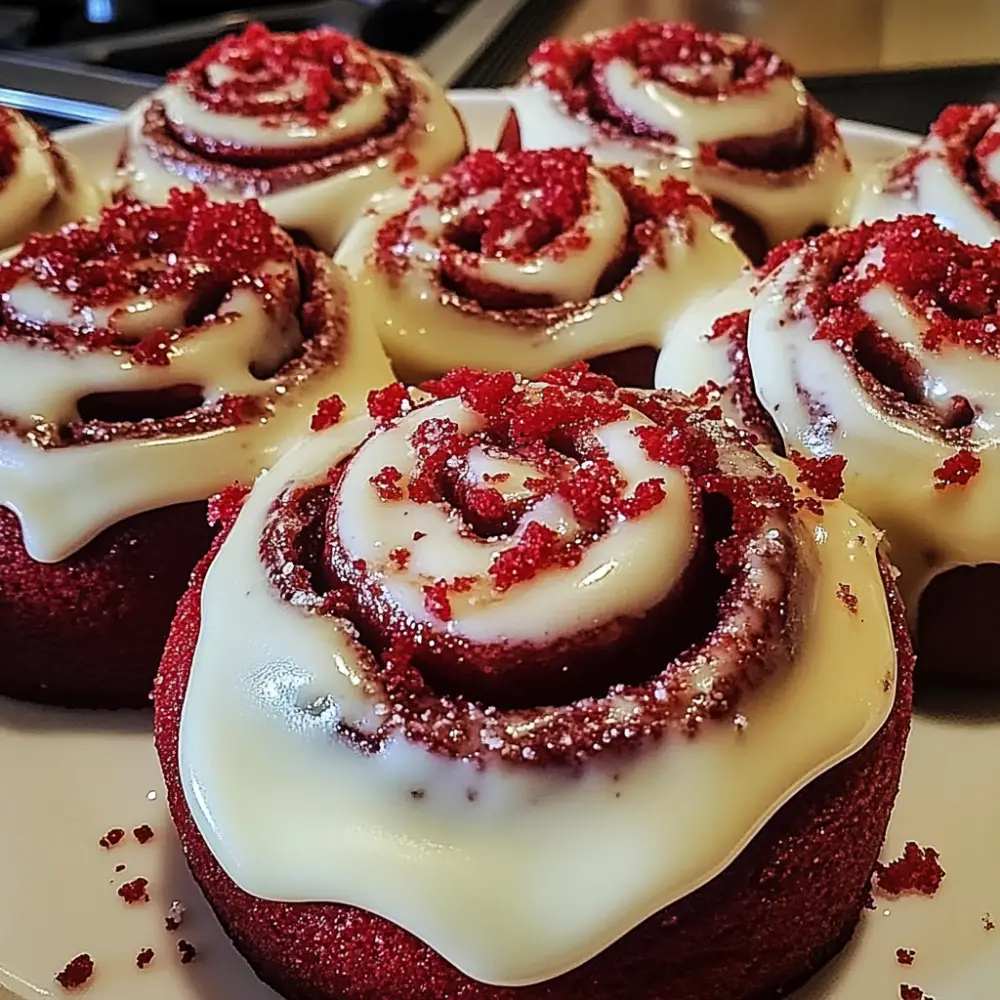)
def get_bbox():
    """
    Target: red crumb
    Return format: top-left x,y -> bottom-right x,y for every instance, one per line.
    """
618,478 -> 667,519
412,531 -> 426,541
178,940 -> 197,964
55,954 -> 94,991
423,580 -> 453,622
136,948 -> 155,969
370,465 -> 405,501
837,583 -> 859,614
118,877 -> 150,904
367,383 -> 412,425
875,843 -> 945,897
900,987 -> 932,1000
985,913 -> 996,930
207,483 -> 250,528
133,824 -> 155,845
896,948 -> 916,965
311,394 -> 346,432
388,547 -> 411,570
465,485 -> 508,523
789,451 -> 847,500
934,449 -> 981,489
489,520 -> 583,592
99,828 -> 125,849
